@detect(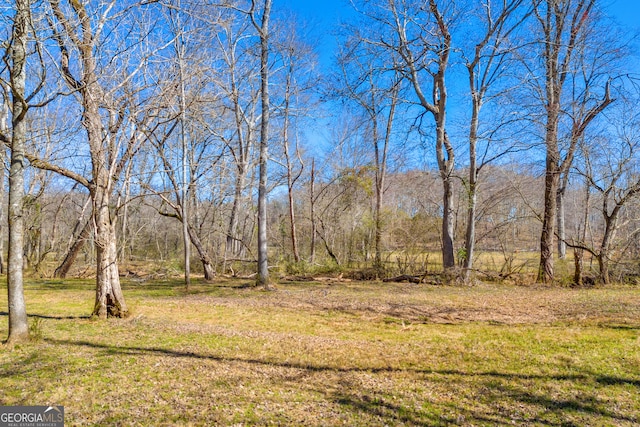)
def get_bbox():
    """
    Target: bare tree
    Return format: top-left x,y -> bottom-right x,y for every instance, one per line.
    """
211,8 -> 260,266
309,157 -> 317,263
351,0 -> 457,269
334,31 -> 400,274
554,12 -> 622,260
53,211 -> 91,278
249,0 -> 273,286
169,0 -> 192,287
2,0 -> 31,343
27,0 -> 166,317
531,0 -> 613,282
572,96 -> 640,284
460,0 -> 530,280
145,123 -> 219,281
43,0 -> 125,316
278,59 -> 303,263
0,87 -> 9,275
270,19 -> 318,264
